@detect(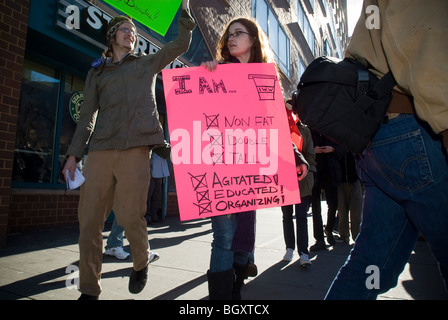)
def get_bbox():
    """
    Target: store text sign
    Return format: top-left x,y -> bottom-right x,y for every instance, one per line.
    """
102,0 -> 181,36
162,63 -> 300,221
58,0 -> 186,67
